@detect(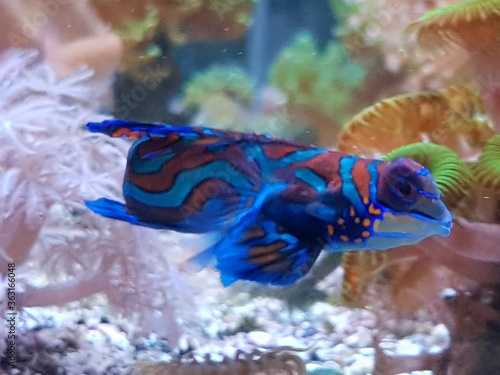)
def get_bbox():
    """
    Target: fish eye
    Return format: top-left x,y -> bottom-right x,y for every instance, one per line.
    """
393,179 -> 415,201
